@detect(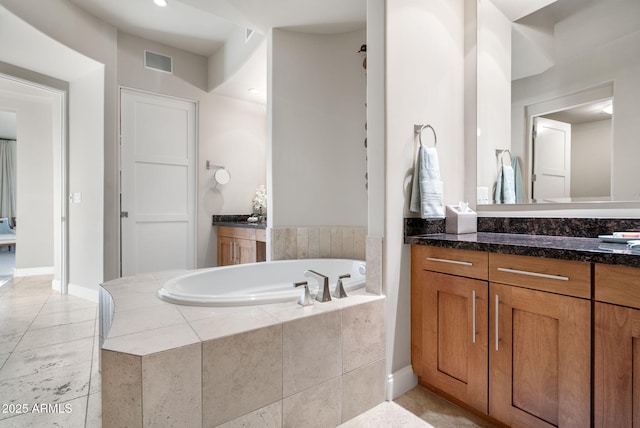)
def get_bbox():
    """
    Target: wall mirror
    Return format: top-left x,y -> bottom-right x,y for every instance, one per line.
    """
475,0 -> 640,205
